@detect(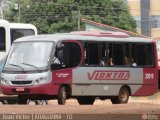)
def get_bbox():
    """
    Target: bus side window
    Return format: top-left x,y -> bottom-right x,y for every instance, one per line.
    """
108,43 -> 113,65
84,43 -> 88,65
135,44 -> 147,66
131,44 -> 137,66
99,43 -> 108,66
85,43 -> 99,66
146,44 -> 154,66
60,42 -> 81,68
113,44 -> 124,65
124,44 -> 131,66
0,27 -> 6,51
52,42 -> 81,69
